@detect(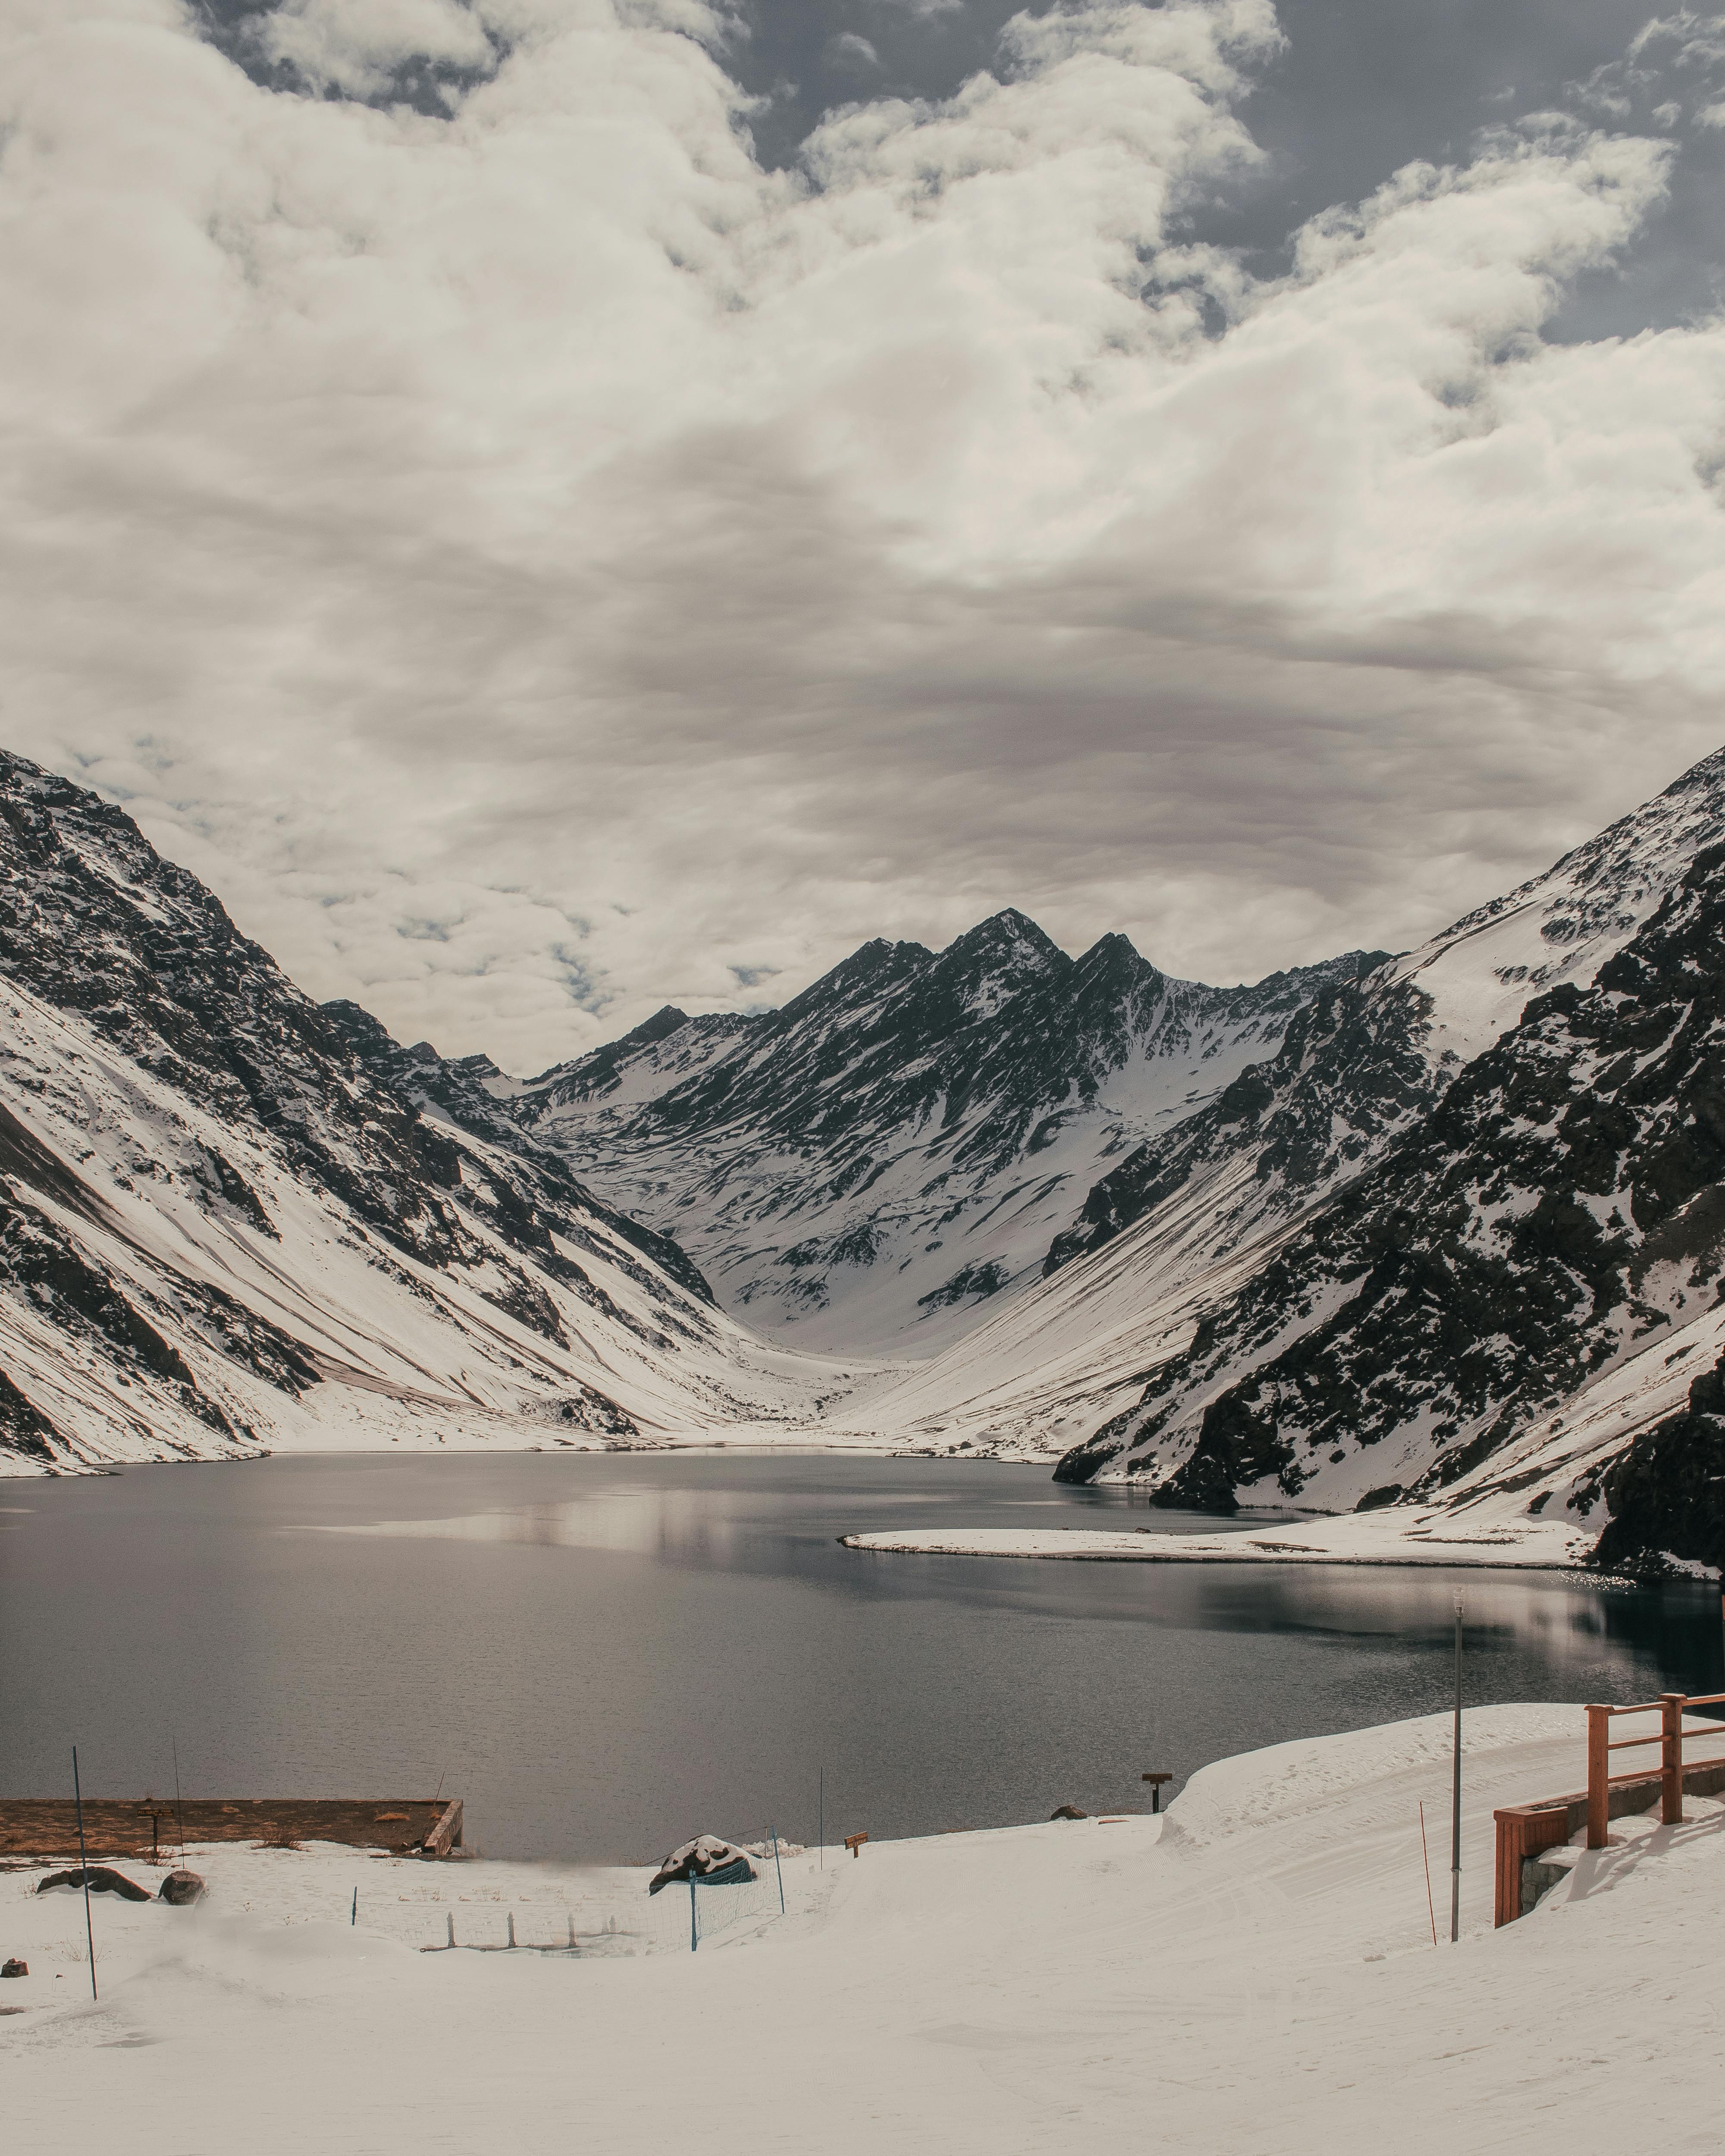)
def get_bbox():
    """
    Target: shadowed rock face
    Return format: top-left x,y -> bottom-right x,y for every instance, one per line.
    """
1057,840 -> 1725,1510
320,1001 -> 715,1311
1592,1354 -> 1725,1577
0,757 -> 460,1269
1042,969 -> 1433,1278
